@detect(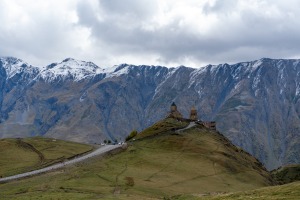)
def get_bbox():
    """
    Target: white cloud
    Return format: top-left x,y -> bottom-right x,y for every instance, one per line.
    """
1,0 -> 300,68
